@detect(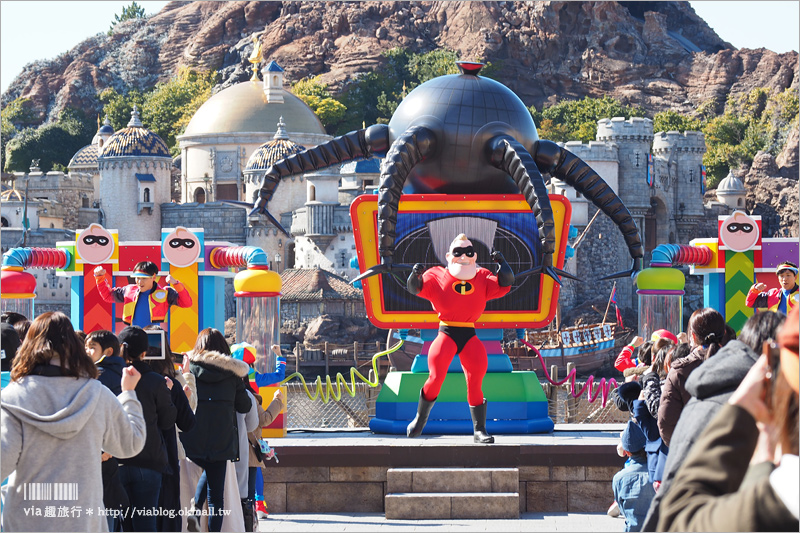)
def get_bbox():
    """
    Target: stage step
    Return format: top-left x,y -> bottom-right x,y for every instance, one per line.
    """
385,468 -> 519,519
